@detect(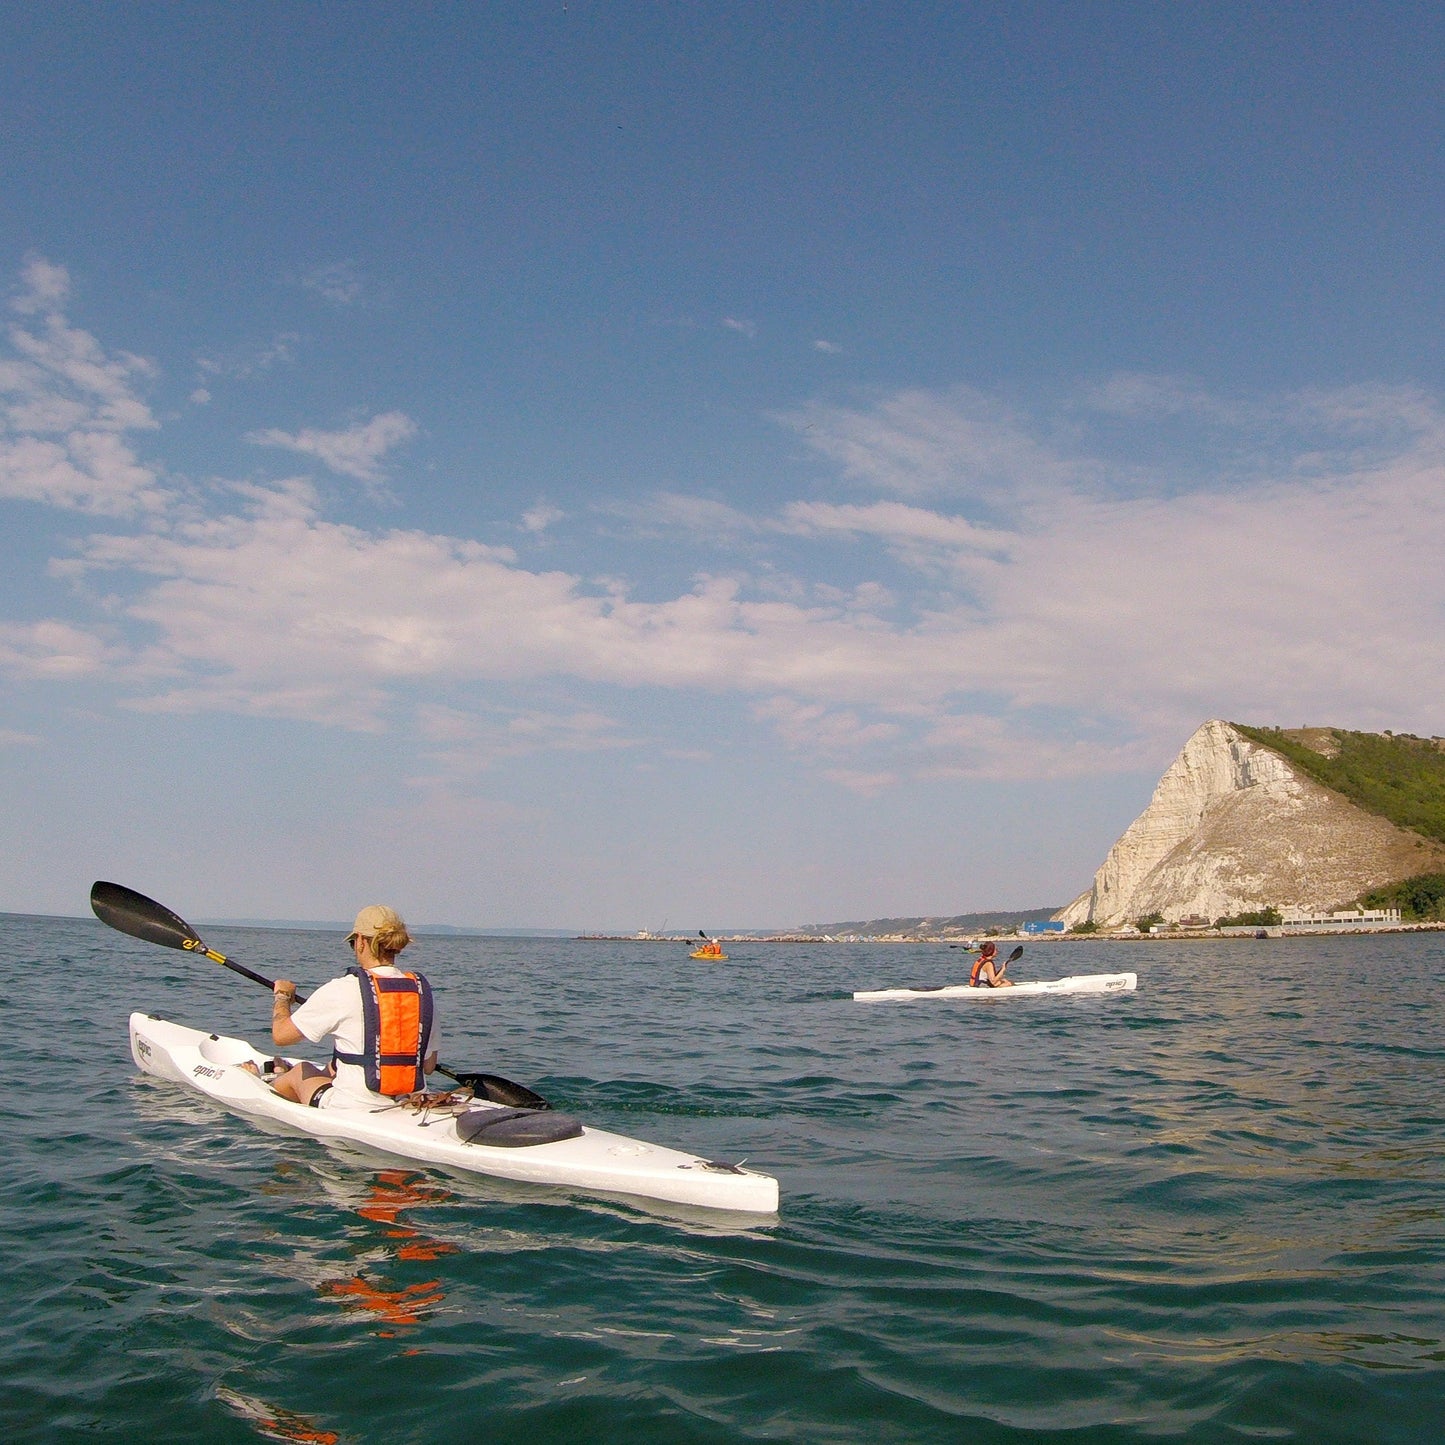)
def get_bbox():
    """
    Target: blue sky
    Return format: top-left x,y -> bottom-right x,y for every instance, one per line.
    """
3,3 -> 1444,930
